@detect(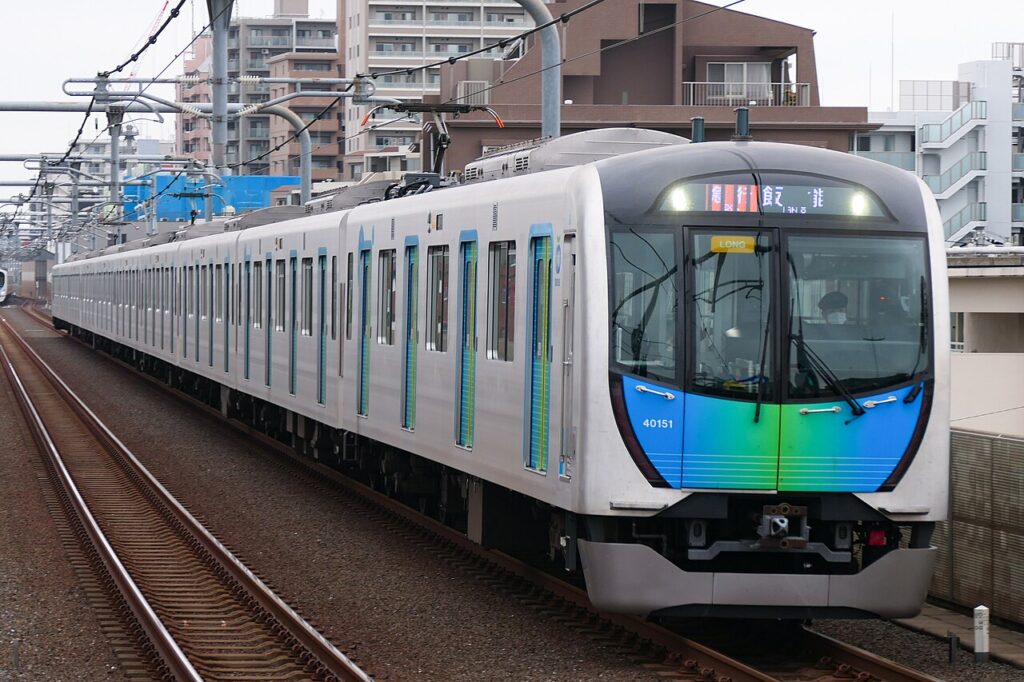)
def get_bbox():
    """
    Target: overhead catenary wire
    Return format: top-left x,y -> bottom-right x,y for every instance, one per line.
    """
100,0 -> 189,78
250,0 -> 750,175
